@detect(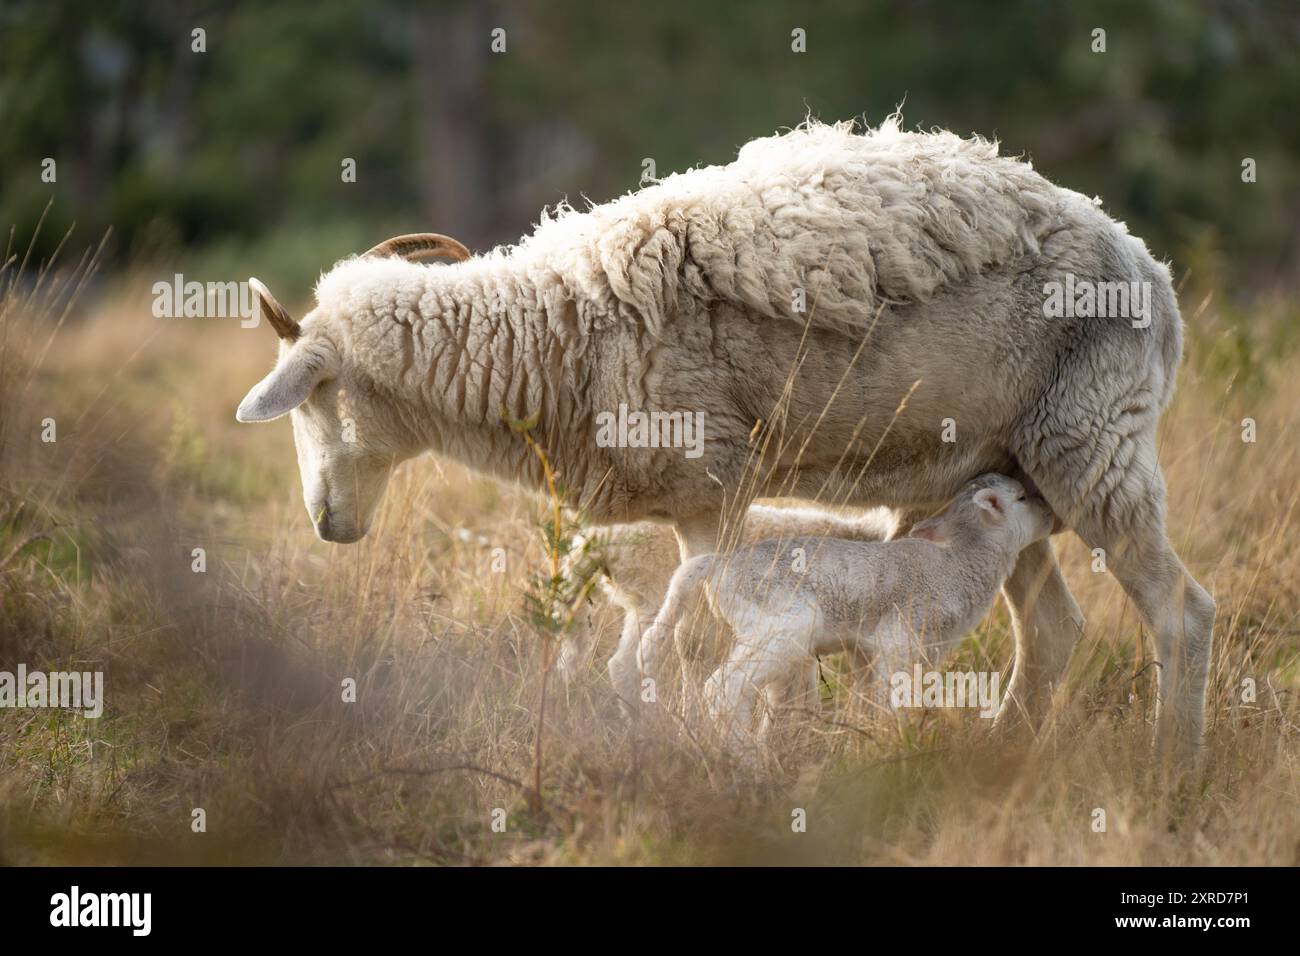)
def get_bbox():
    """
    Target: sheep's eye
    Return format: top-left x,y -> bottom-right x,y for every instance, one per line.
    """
1017,494 -> 1026,501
